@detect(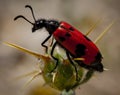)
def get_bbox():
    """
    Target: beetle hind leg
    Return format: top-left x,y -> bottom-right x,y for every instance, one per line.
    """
66,51 -> 80,81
